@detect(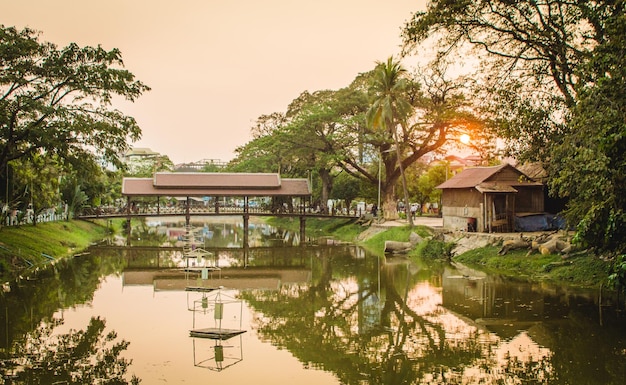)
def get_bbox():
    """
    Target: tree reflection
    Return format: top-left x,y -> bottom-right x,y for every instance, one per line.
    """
1,316 -> 140,384
239,251 -> 626,384
241,253 -> 486,384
